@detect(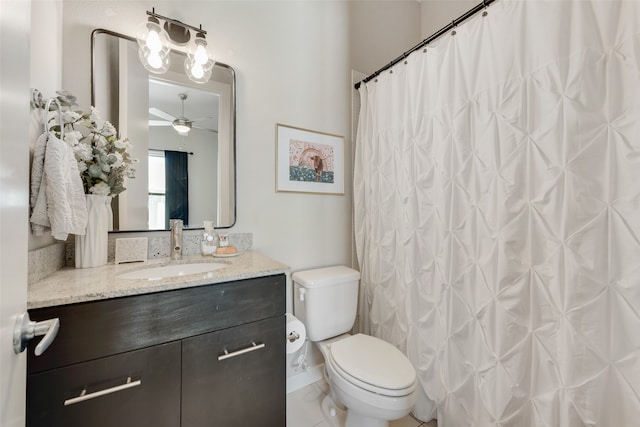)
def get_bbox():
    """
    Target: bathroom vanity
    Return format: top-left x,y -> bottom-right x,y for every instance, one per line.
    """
26,251 -> 288,427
